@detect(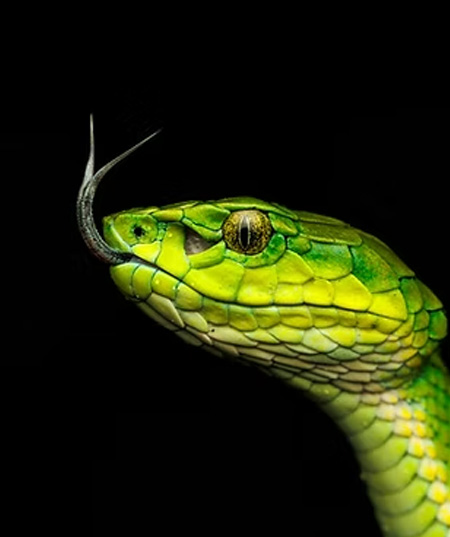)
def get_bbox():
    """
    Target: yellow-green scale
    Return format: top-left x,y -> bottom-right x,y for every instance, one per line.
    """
295,352 -> 450,537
